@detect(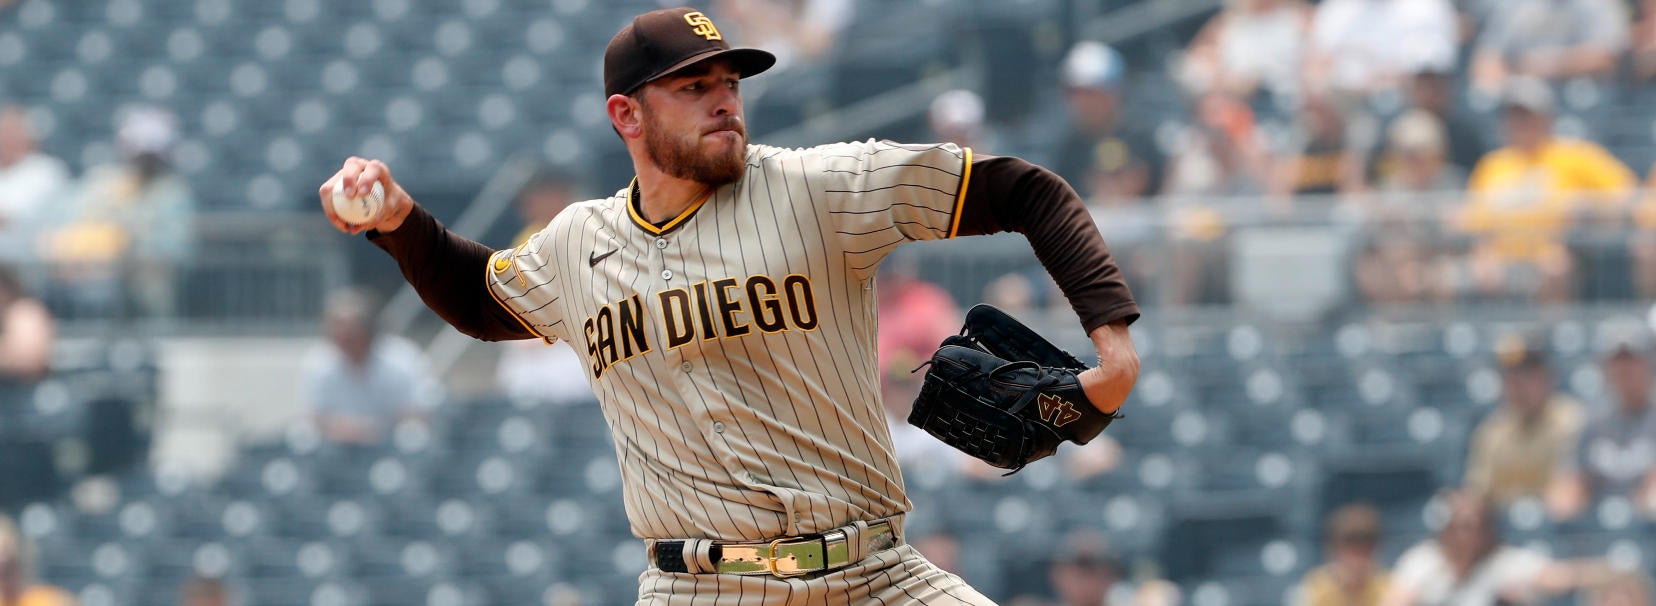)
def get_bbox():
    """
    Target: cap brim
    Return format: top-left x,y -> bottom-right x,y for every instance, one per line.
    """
645,47 -> 776,88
